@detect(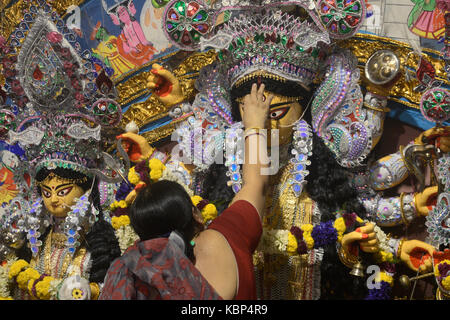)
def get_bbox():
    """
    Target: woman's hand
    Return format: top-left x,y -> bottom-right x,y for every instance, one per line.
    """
146,63 -> 184,106
240,83 -> 273,129
399,240 -> 436,273
341,223 -> 379,255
